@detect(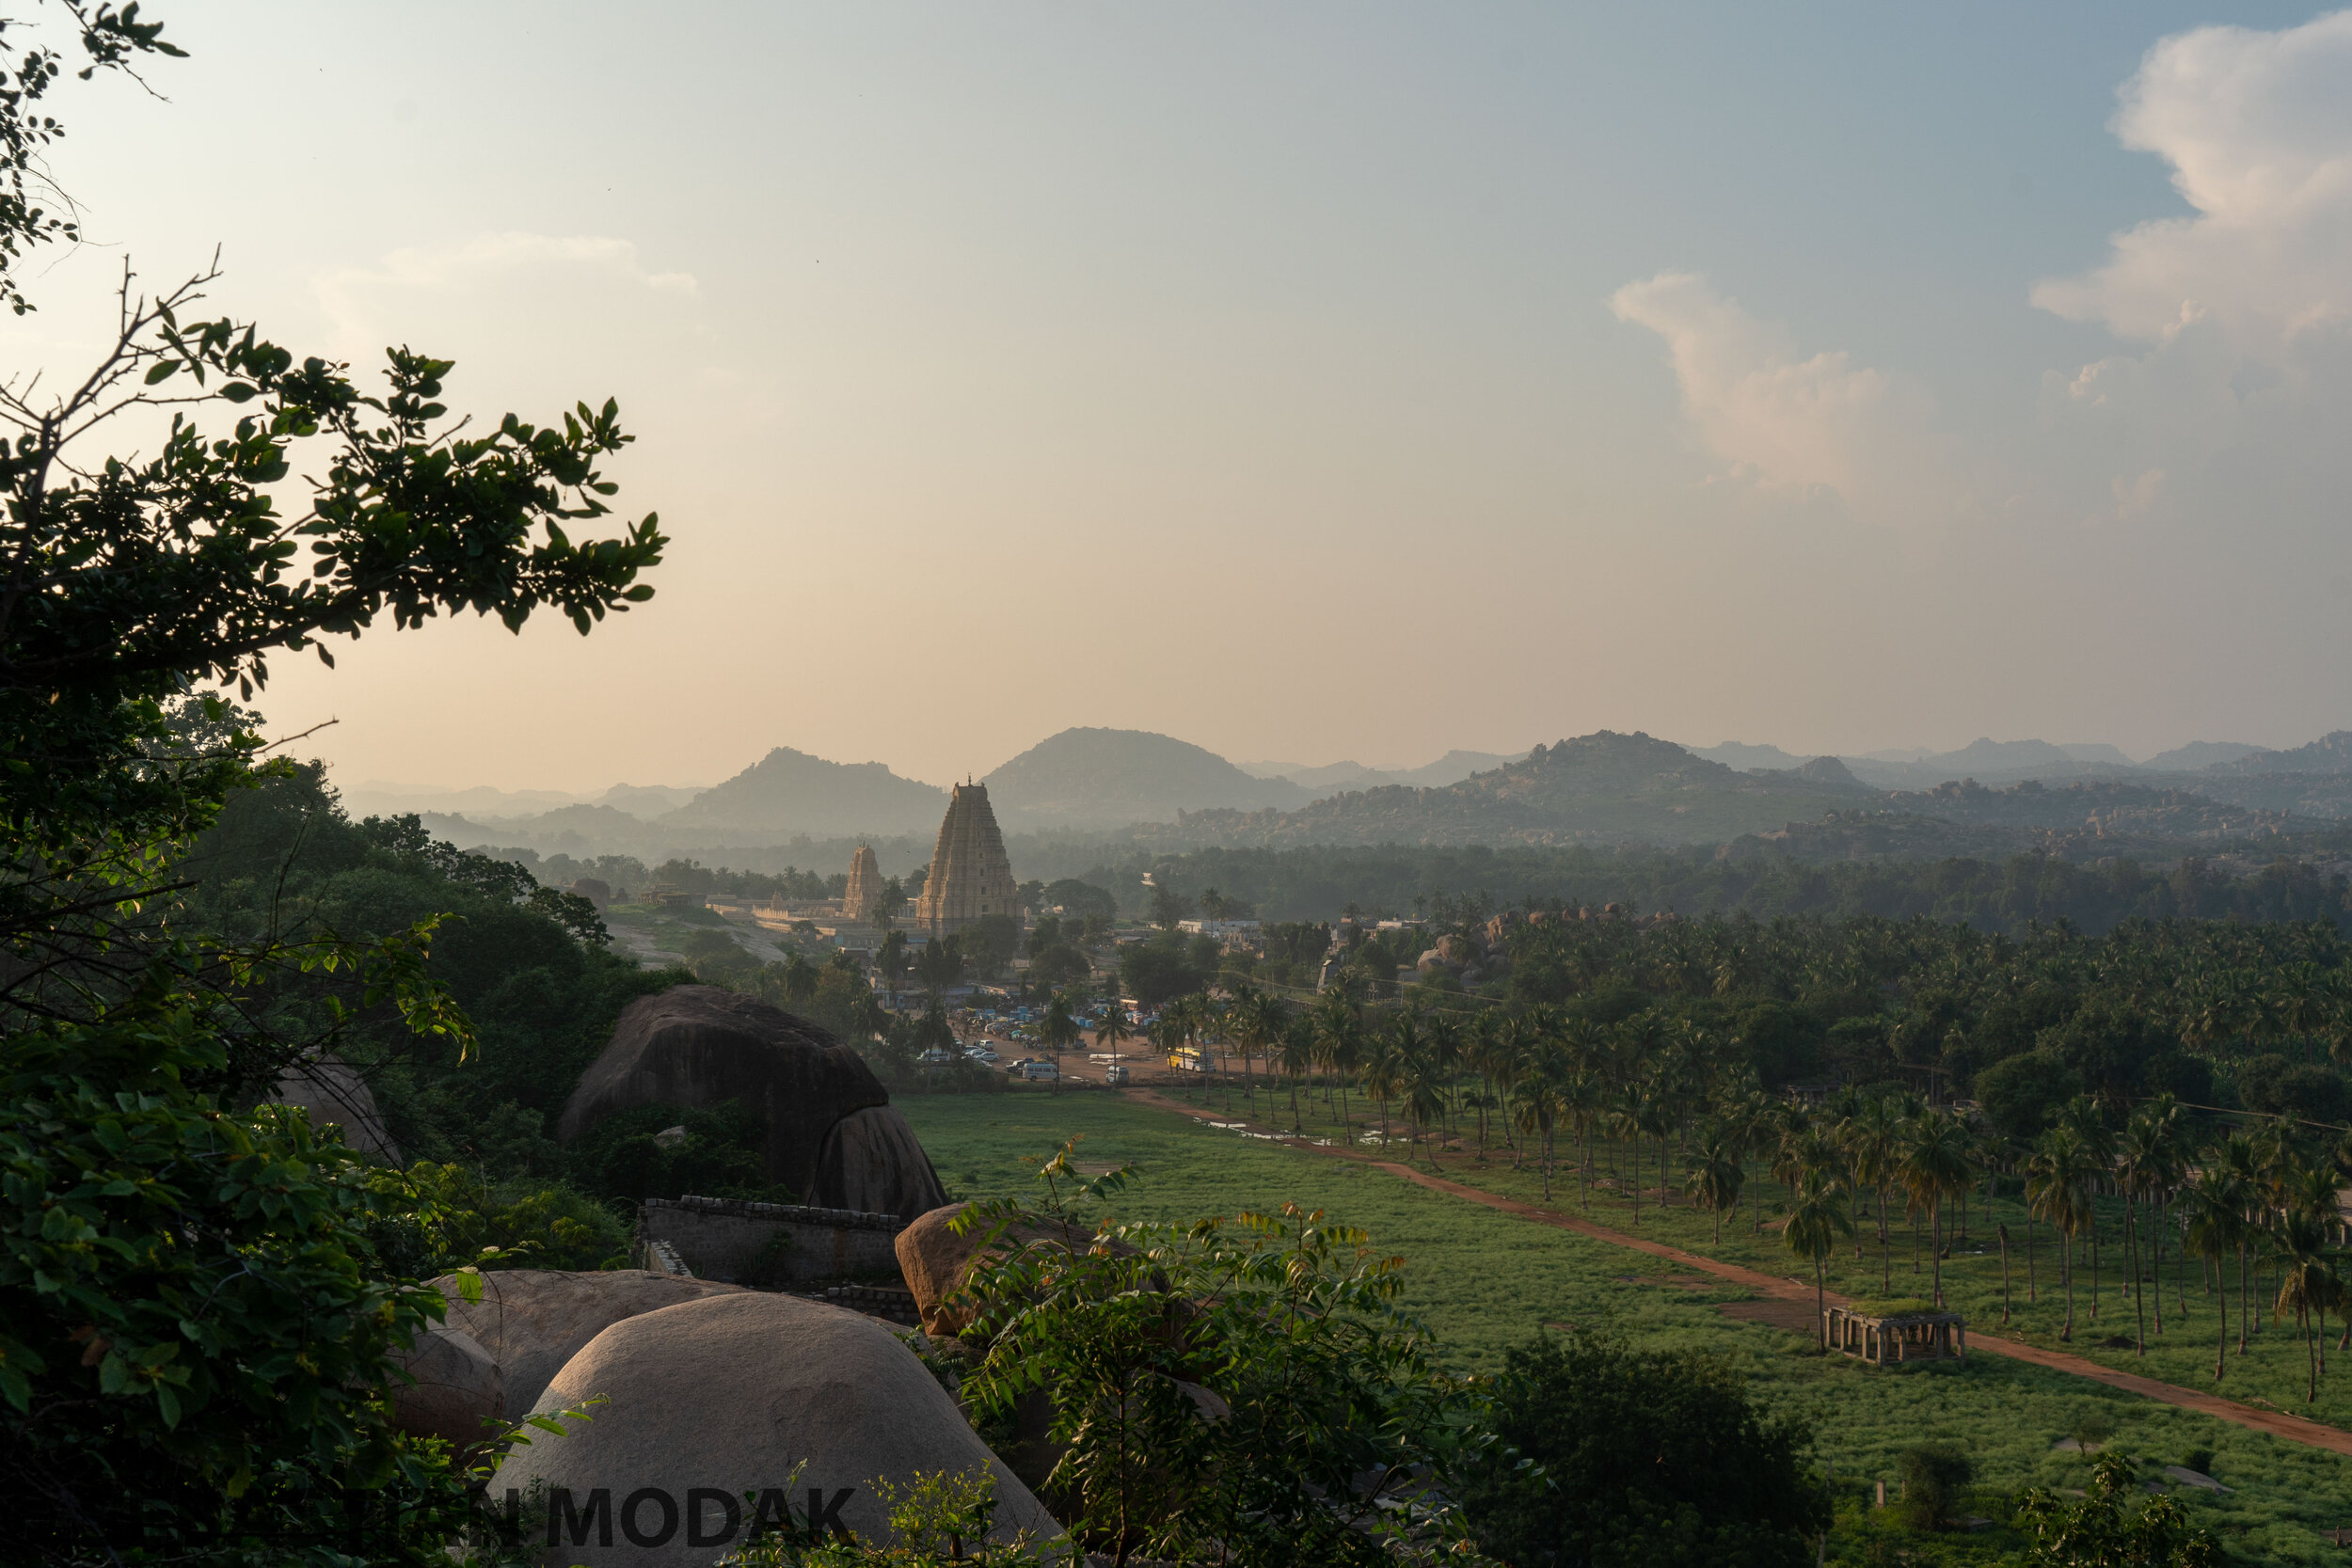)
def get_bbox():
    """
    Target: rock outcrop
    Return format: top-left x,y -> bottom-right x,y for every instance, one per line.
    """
426,1268 -> 745,1420
494,1292 -> 1059,1562
269,1053 -> 400,1163
814,1106 -> 949,1222
558,986 -> 926,1207
387,1324 -> 503,1451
